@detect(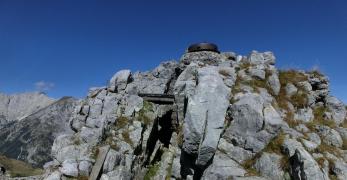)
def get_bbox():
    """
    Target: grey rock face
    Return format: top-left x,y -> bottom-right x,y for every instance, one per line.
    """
294,108 -> 314,123
254,152 -> 284,180
331,160 -> 347,180
100,166 -> 131,180
326,96 -> 346,125
174,63 -> 198,122
267,71 -> 281,95
0,97 -> 77,167
301,139 -> 319,151
224,93 -> 281,154
201,152 -> 246,179
282,137 -> 304,157
248,68 -> 265,80
0,92 -> 55,125
285,83 -> 298,97
315,125 -> 343,148
183,66 -> 231,166
44,171 -> 62,180
247,51 -> 276,65
180,51 -> 224,65
79,160 -> 92,176
217,138 -> 254,163
108,70 -> 132,92
289,149 -> 327,180
60,159 -> 78,177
